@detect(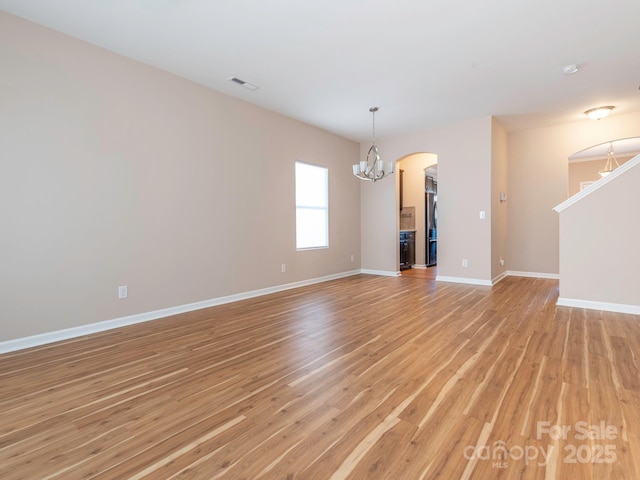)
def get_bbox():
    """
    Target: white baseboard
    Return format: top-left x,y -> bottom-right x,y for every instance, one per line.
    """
507,270 -> 559,280
8,268 -> 629,355
556,297 -> 640,315
437,271 -> 554,287
360,269 -> 402,277
492,271 -> 509,285
0,270 -> 361,354
435,275 -> 493,286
